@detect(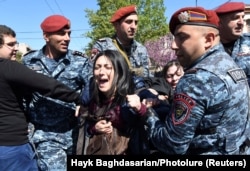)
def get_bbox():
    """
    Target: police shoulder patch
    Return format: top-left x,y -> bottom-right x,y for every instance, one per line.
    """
72,51 -> 86,57
171,93 -> 195,125
97,38 -> 107,42
227,68 -> 246,83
